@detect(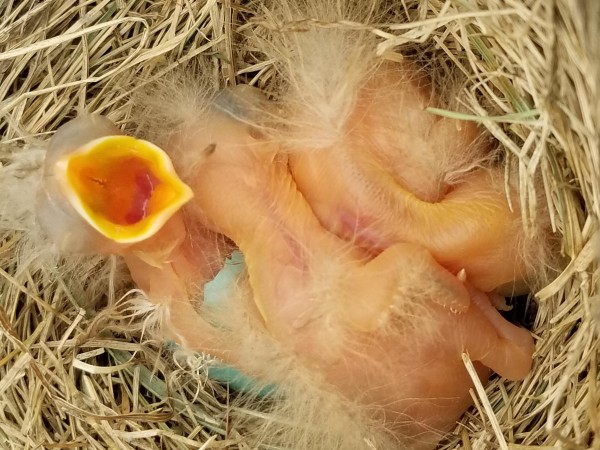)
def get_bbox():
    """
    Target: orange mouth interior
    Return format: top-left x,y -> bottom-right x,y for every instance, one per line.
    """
63,136 -> 192,243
